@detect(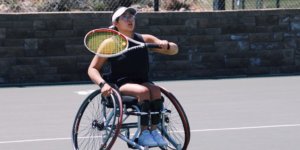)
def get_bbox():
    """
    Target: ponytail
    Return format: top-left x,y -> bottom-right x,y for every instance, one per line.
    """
108,25 -> 118,31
